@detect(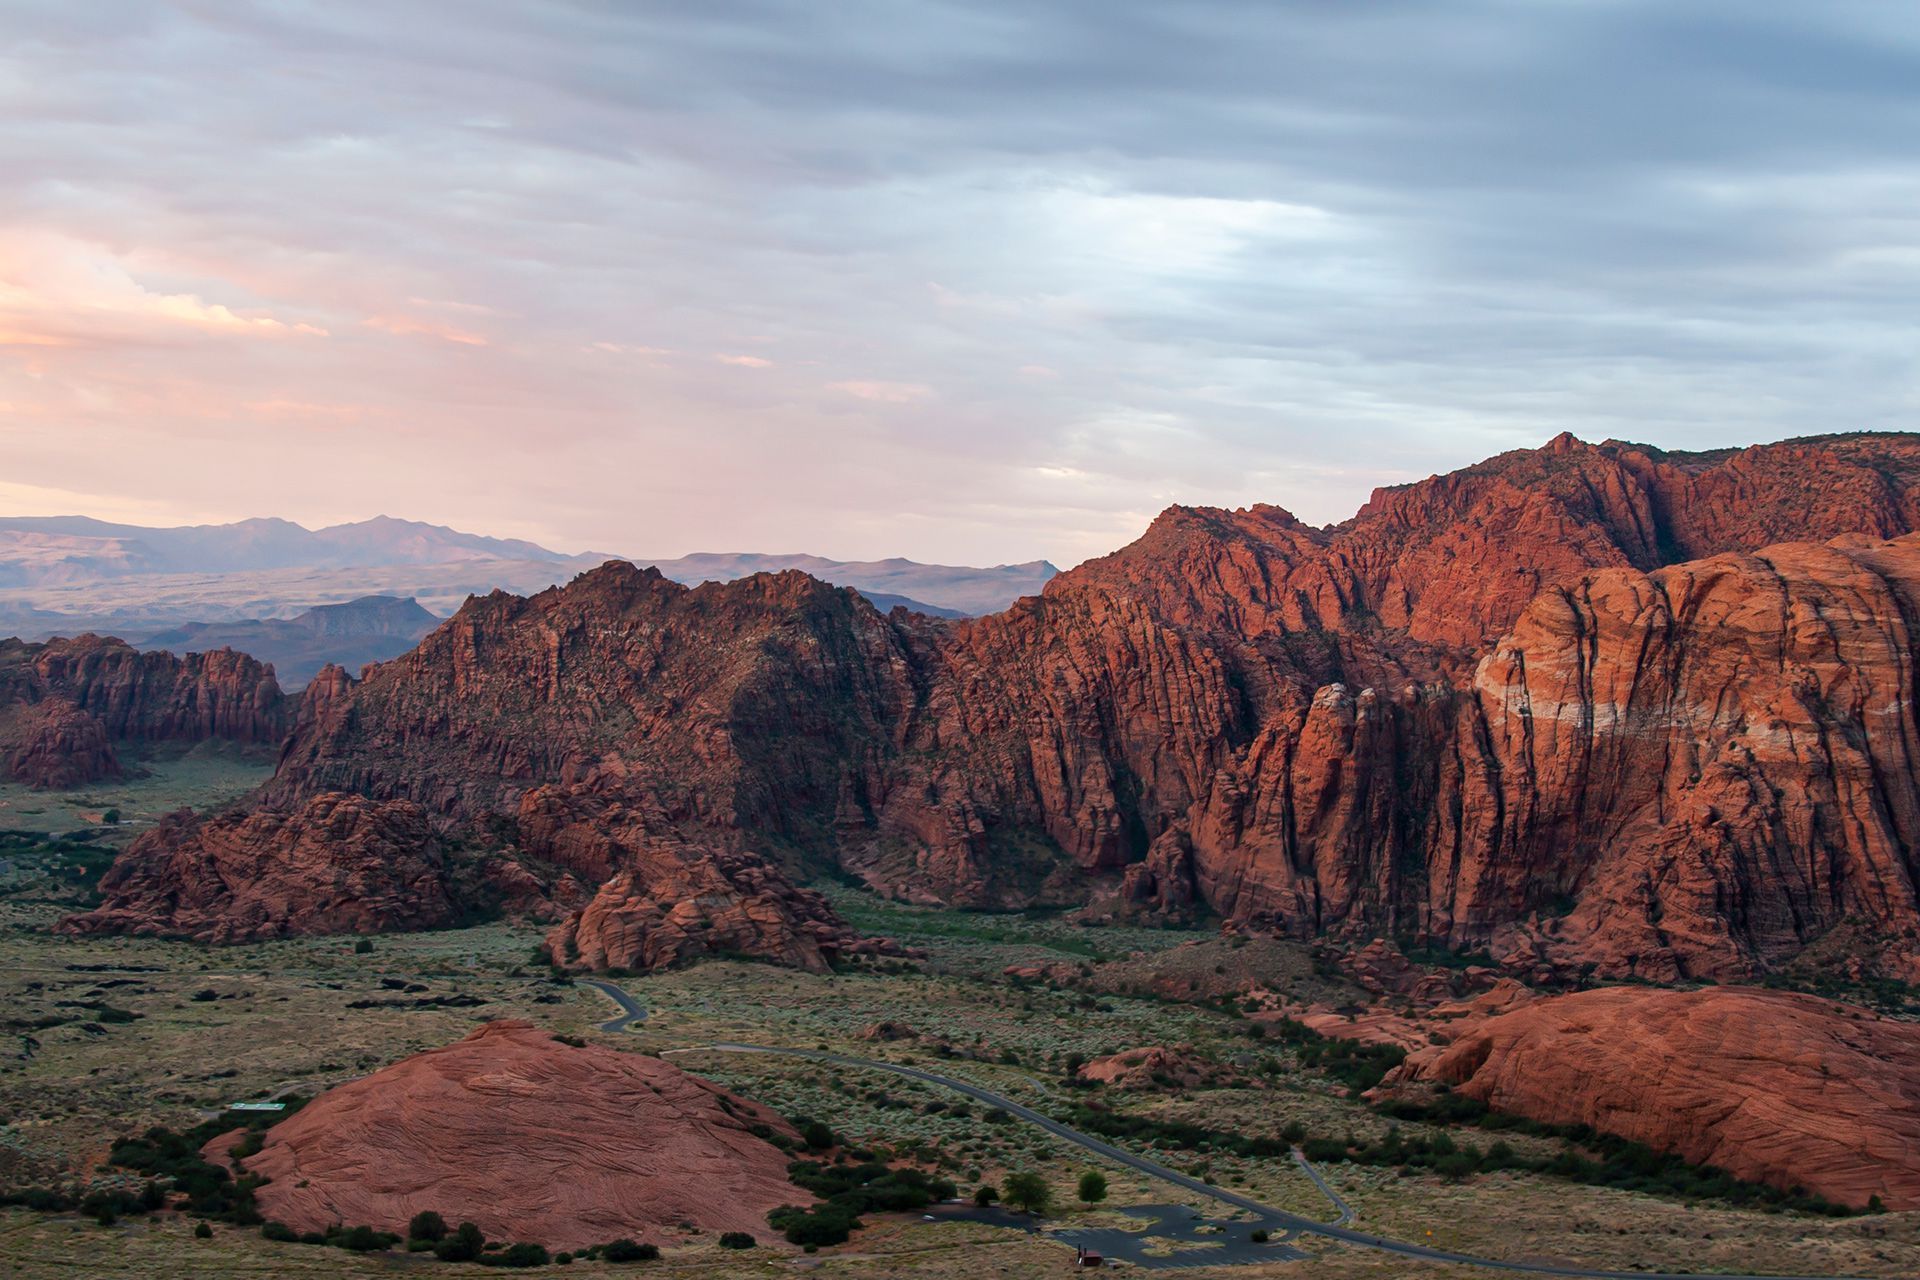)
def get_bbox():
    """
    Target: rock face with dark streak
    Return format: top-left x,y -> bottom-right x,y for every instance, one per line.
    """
4,700 -> 120,789
67,432 -> 1920,983
58,793 -> 452,941
220,1020 -> 804,1249
1192,535 -> 1920,983
1385,985 -> 1920,1211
